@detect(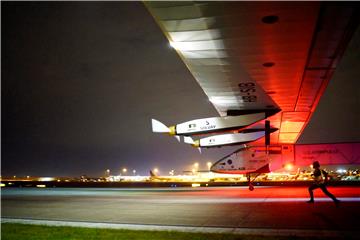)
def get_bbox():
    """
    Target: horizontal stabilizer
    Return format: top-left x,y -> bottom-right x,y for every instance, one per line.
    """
151,119 -> 170,133
196,131 -> 266,148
